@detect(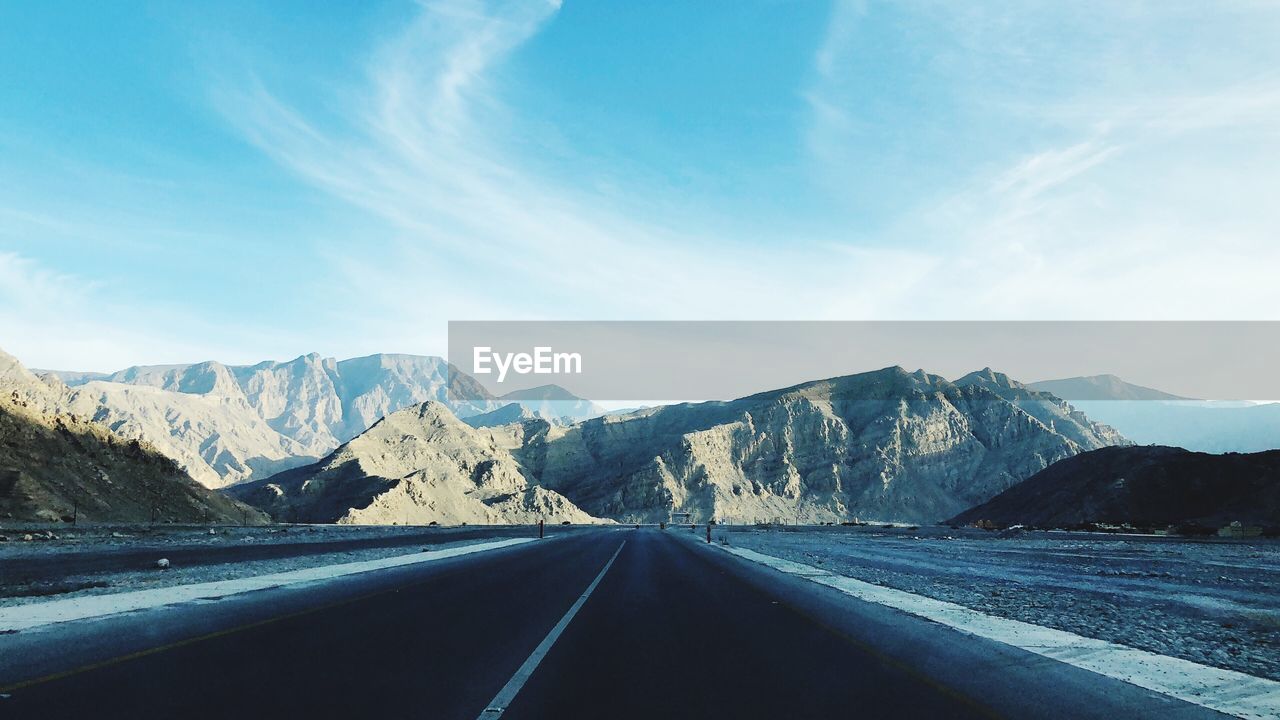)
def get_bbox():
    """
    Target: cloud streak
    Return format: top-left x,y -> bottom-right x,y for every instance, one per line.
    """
216,0 -> 922,341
